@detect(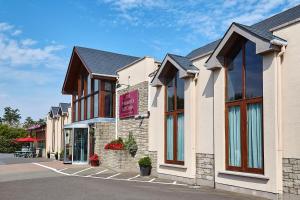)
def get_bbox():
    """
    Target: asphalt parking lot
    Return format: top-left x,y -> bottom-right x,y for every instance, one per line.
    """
0,154 -> 264,200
